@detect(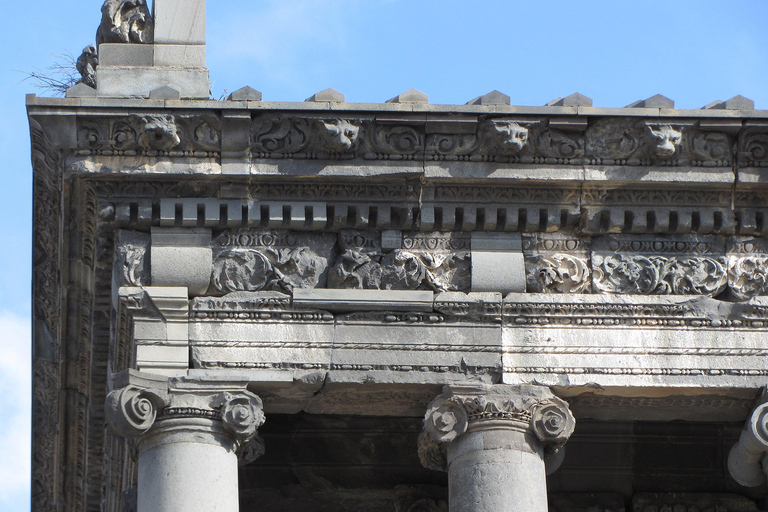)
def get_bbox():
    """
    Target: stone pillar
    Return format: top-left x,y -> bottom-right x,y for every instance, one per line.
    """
728,399 -> 768,488
419,384 -> 575,512
106,370 -> 265,512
